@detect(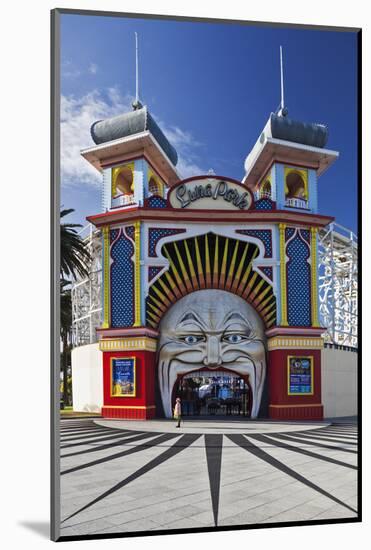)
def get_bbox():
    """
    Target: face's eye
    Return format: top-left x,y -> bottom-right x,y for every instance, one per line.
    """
180,335 -> 205,345
223,334 -> 248,344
